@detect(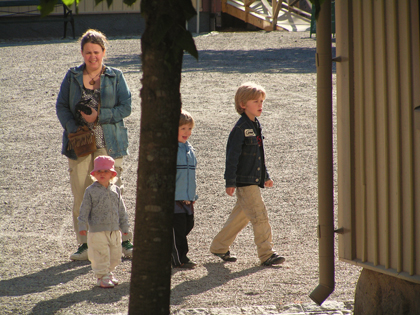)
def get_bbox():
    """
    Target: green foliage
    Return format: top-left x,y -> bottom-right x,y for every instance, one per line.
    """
309,0 -> 324,20
38,0 -> 198,60
123,0 -> 136,6
39,0 -> 135,16
62,0 -> 76,6
38,0 -> 58,17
